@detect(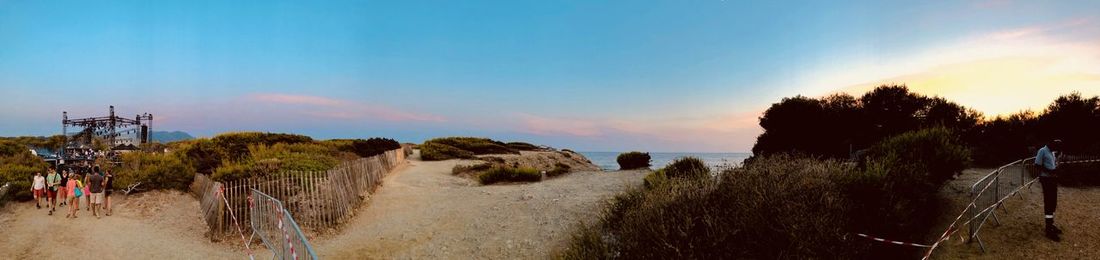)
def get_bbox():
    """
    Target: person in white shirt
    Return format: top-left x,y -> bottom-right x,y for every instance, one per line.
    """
31,172 -> 46,209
